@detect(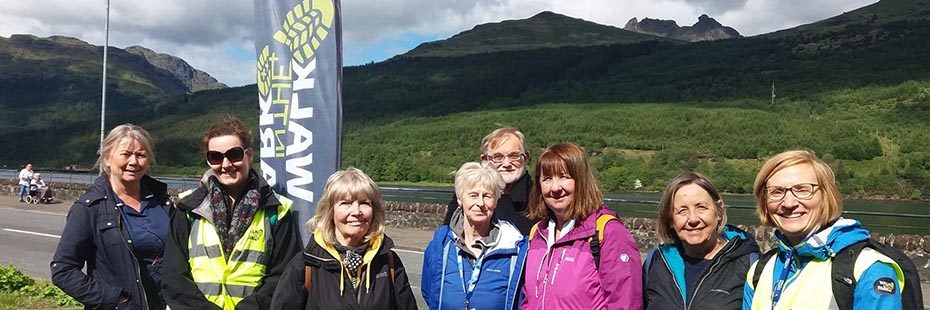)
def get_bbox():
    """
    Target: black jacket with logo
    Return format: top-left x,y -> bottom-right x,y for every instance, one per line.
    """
643,226 -> 760,310
270,234 -> 418,310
